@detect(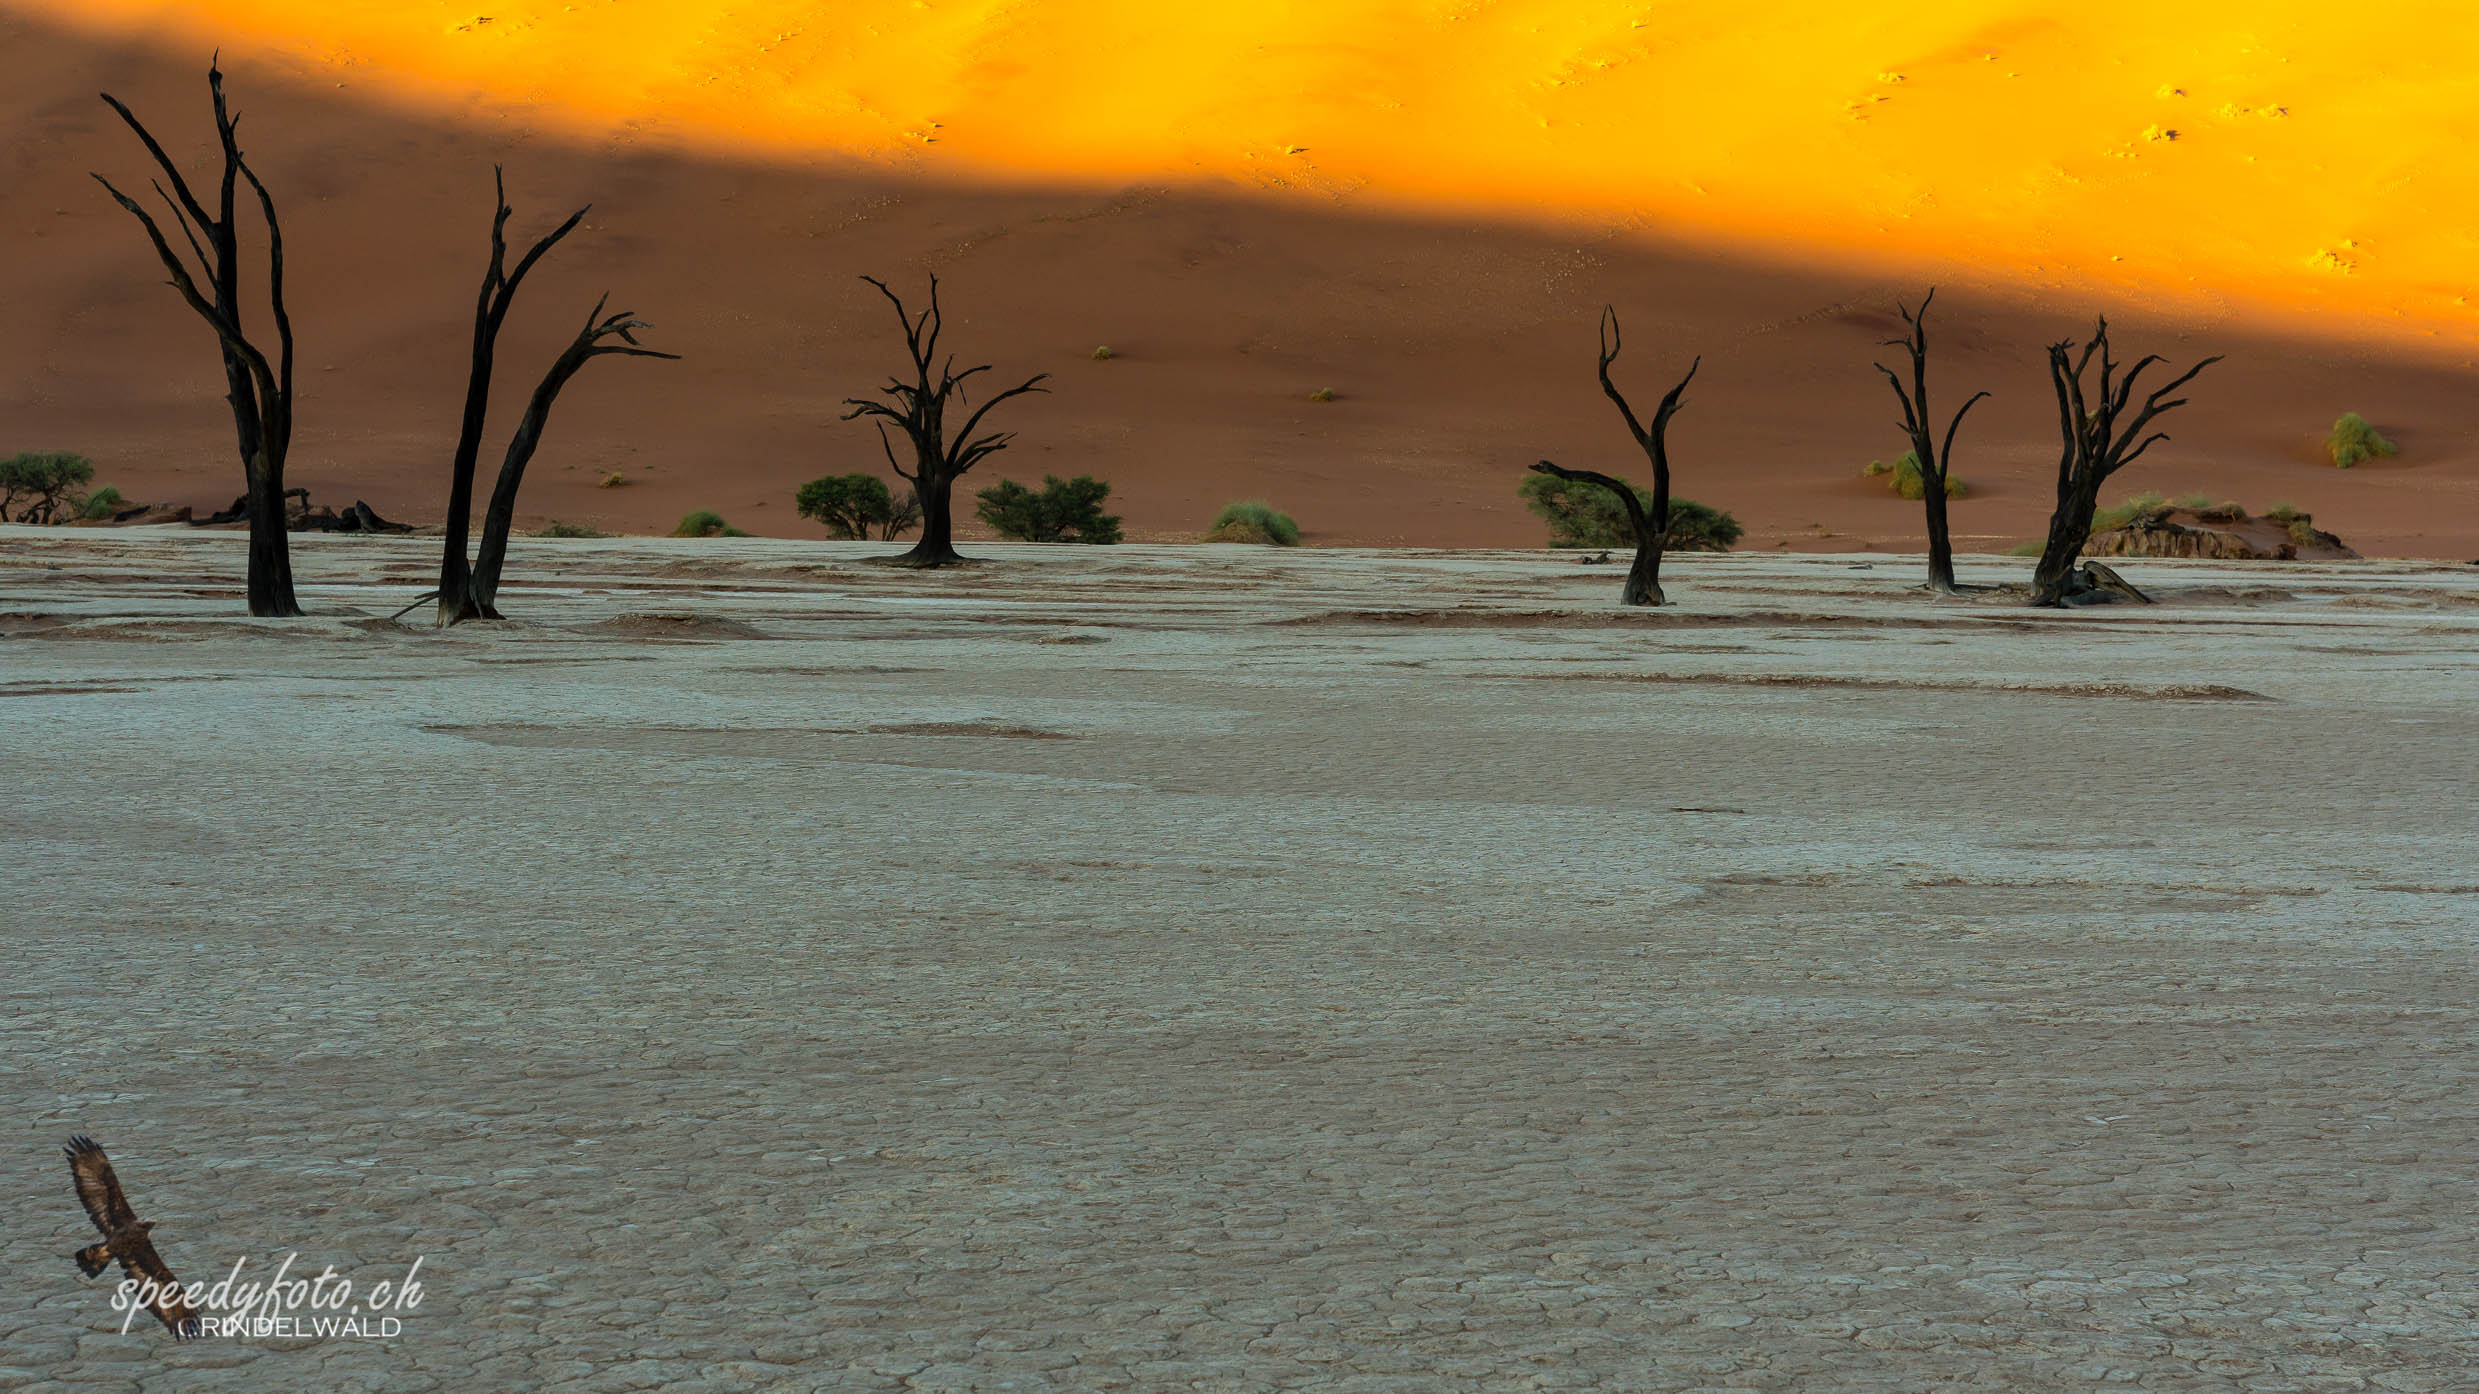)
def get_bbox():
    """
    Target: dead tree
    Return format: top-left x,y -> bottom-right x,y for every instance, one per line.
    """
1874,288 -> 1988,595
94,60 -> 301,617
842,275 -> 1048,567
1529,307 -> 1698,605
467,297 -> 675,613
2030,320 -> 2219,606
431,174 -> 674,624
434,169 -> 587,625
